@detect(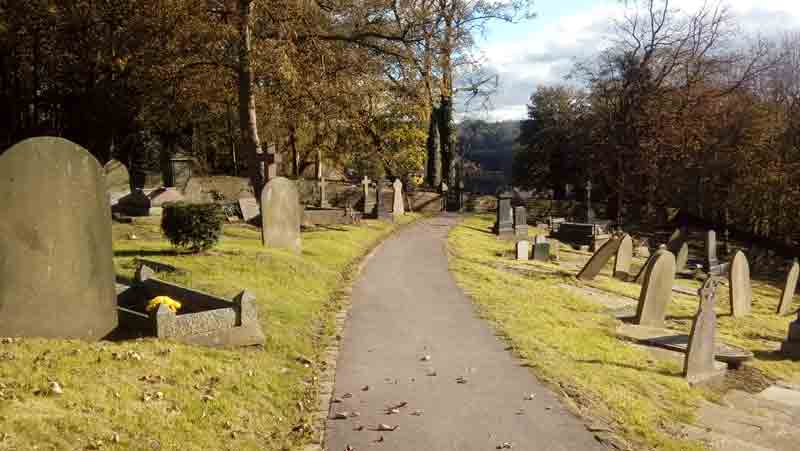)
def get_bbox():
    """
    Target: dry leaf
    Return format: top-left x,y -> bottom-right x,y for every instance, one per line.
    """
375,424 -> 398,432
